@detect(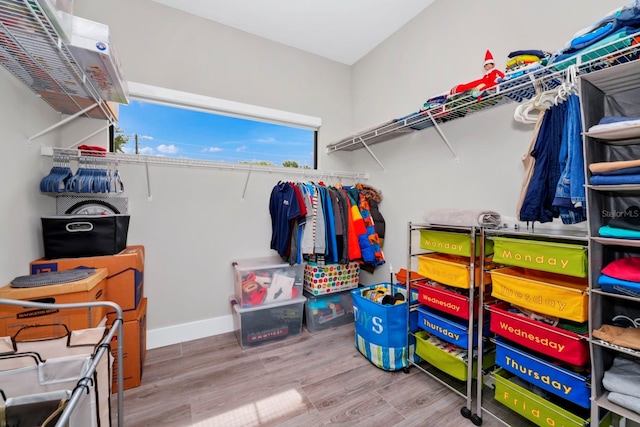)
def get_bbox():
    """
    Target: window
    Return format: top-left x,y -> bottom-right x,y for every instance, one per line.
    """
113,82 -> 320,169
